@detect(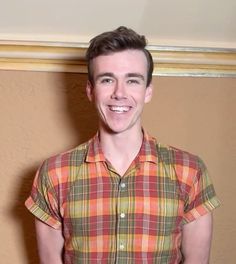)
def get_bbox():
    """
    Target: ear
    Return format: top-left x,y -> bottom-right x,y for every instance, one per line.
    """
86,81 -> 94,102
144,82 -> 153,103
